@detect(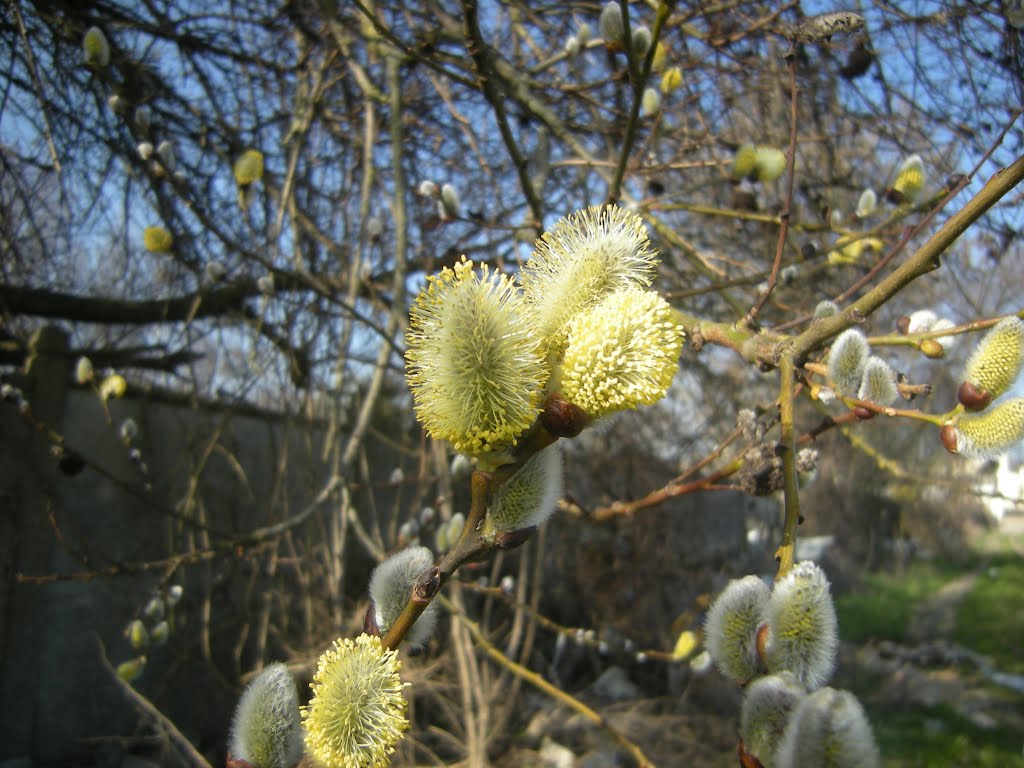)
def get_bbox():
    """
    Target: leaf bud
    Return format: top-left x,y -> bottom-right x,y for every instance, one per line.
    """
541,392 -> 589,437
494,527 -> 537,550
919,339 -> 944,358
957,381 -> 991,412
